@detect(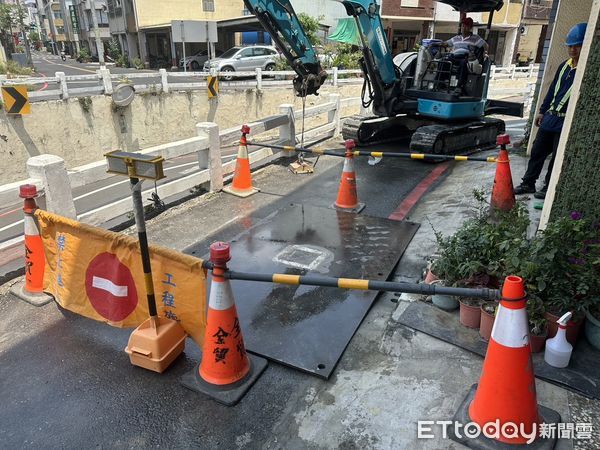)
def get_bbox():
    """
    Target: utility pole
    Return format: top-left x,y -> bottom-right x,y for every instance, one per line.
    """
15,0 -> 33,67
89,0 -> 105,67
